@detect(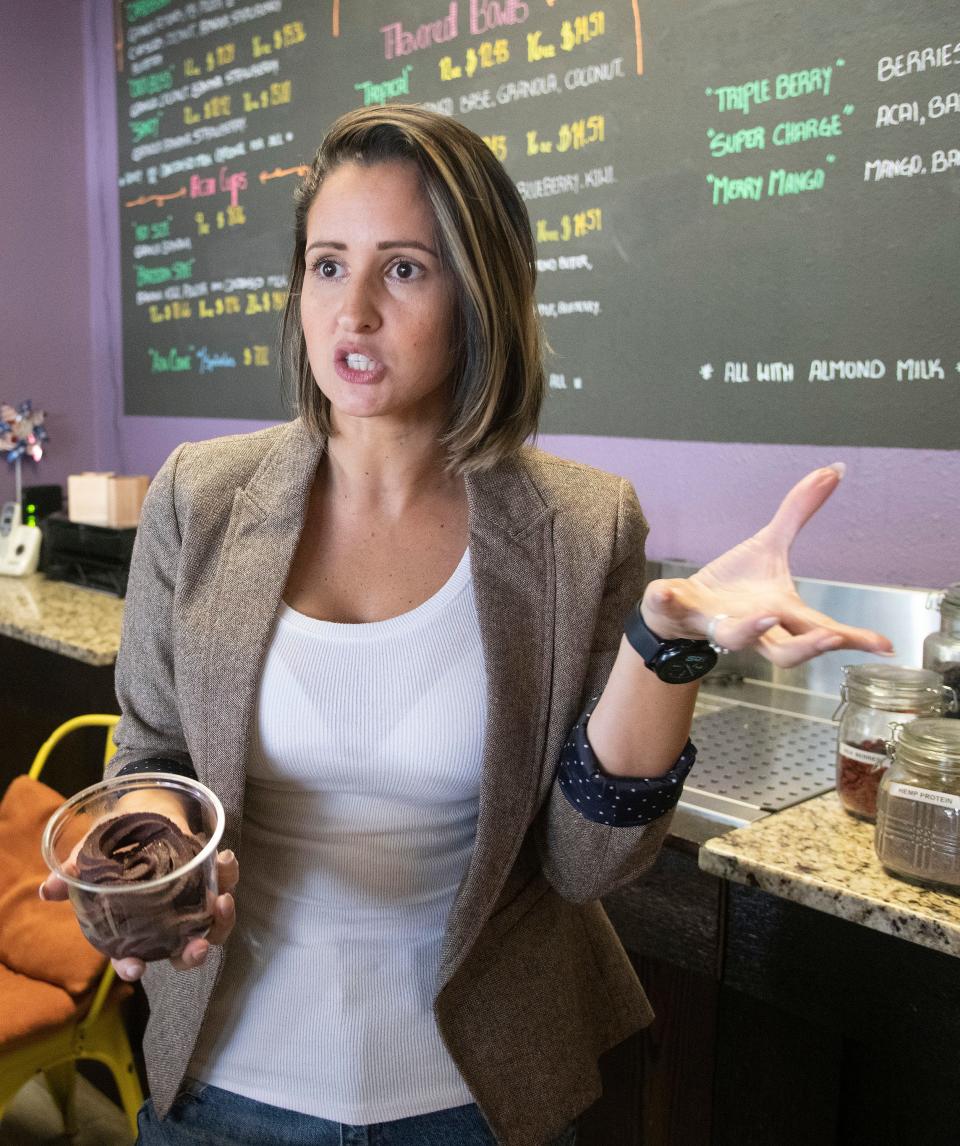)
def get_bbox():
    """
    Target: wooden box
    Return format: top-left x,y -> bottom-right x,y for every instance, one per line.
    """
67,472 -> 149,529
